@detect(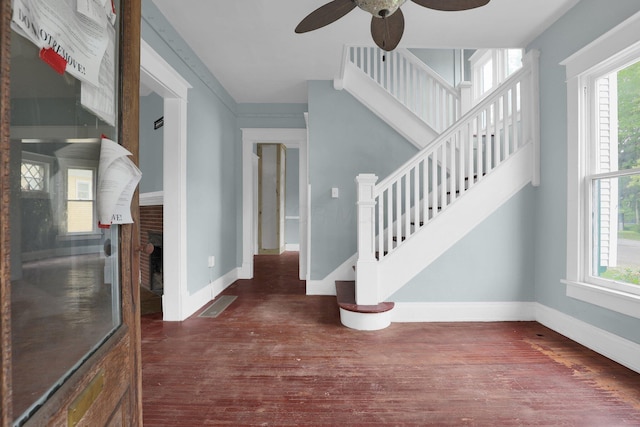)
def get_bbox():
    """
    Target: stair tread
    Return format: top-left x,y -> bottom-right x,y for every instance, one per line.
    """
335,281 -> 394,314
